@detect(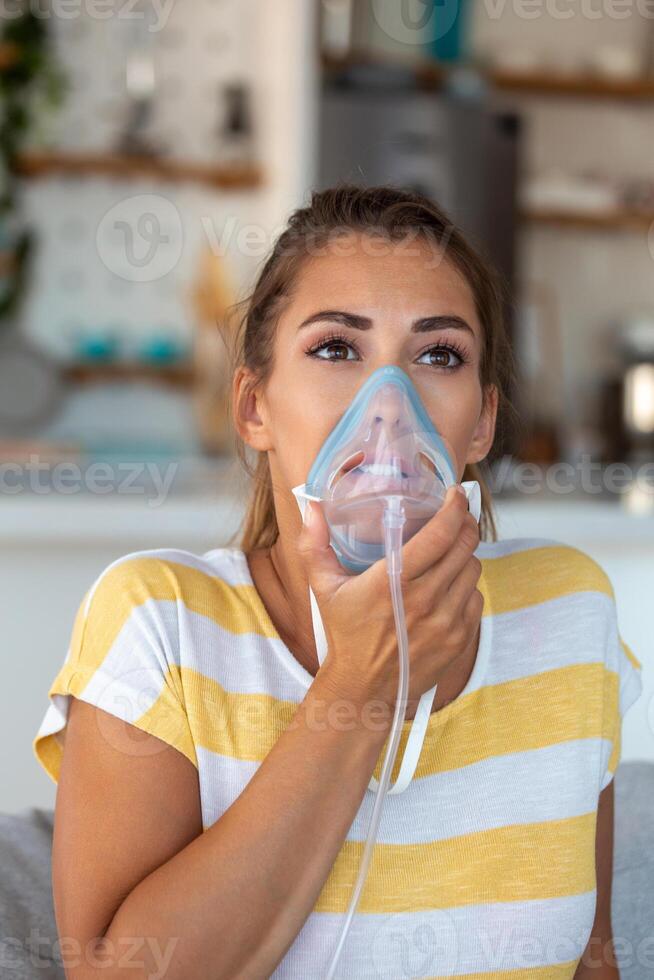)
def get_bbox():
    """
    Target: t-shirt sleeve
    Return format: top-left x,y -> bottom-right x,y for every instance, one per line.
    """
599,592 -> 644,792
33,554 -> 198,783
